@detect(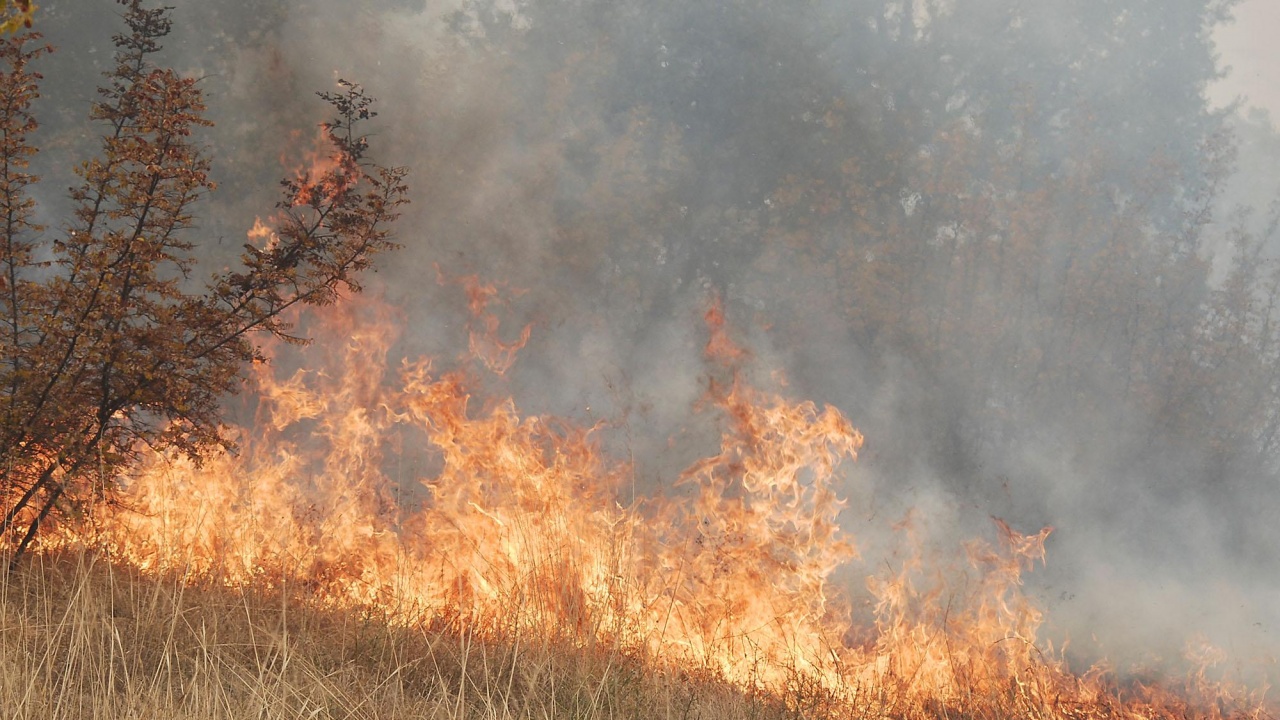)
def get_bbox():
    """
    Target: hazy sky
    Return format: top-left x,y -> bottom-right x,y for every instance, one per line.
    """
1211,0 -> 1280,118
